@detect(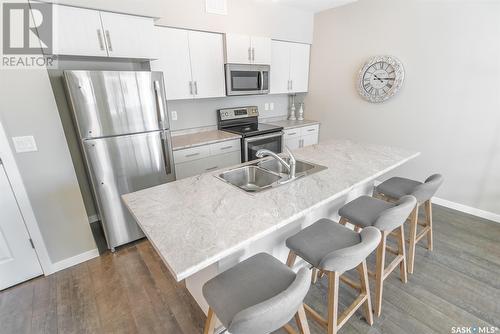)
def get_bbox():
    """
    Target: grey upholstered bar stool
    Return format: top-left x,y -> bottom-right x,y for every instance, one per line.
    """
338,195 -> 417,317
202,253 -> 312,334
374,174 -> 444,274
285,221 -> 381,334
